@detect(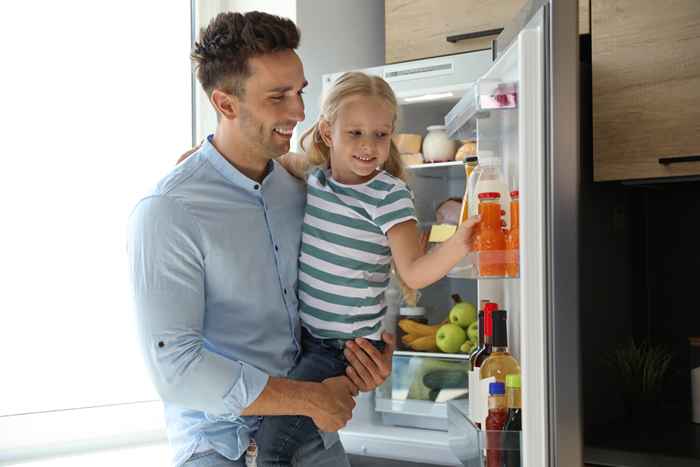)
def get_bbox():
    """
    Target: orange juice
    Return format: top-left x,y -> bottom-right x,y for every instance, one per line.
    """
506,190 -> 520,277
475,192 -> 506,276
